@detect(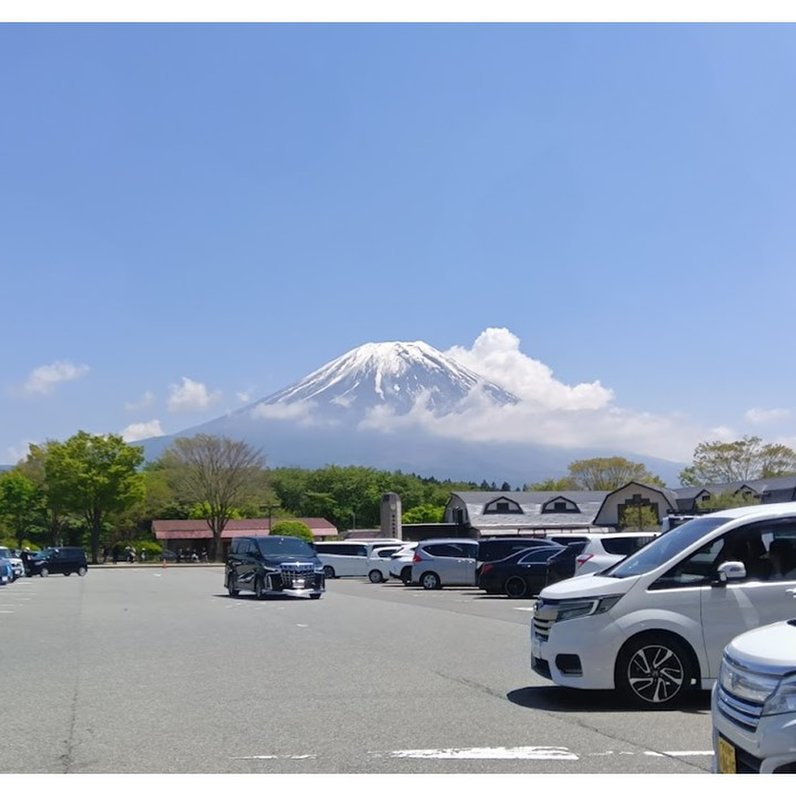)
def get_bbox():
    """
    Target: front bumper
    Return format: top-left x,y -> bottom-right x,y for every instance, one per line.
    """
531,611 -> 624,690
711,686 -> 796,773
